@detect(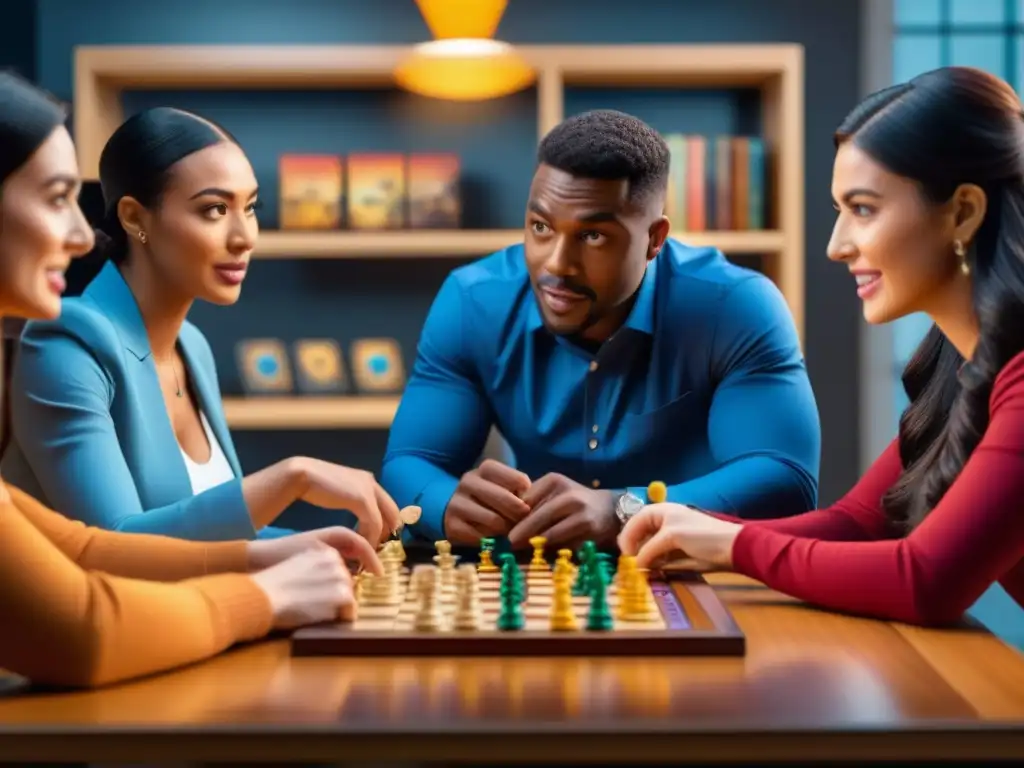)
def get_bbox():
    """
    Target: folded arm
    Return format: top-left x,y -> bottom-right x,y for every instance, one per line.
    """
731,364 -> 1024,626
10,326 -> 255,540
0,489 -> 271,688
381,275 -> 494,541
7,484 -> 251,580
630,276 -> 821,518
